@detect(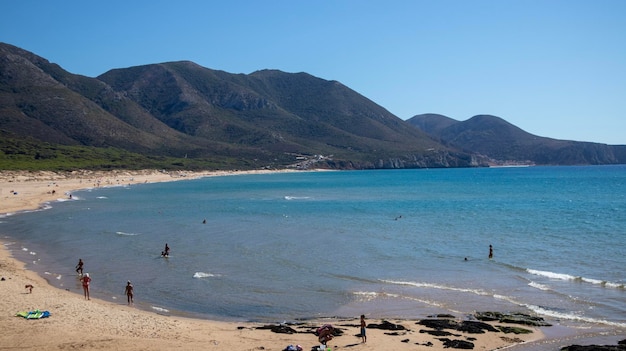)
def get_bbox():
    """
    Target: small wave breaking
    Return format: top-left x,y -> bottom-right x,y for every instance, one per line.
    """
523,304 -> 626,328
353,290 -> 445,309
193,272 -> 221,278
381,279 -> 490,296
284,196 -> 311,200
115,231 -> 140,236
527,269 -> 624,289
151,306 -> 170,313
